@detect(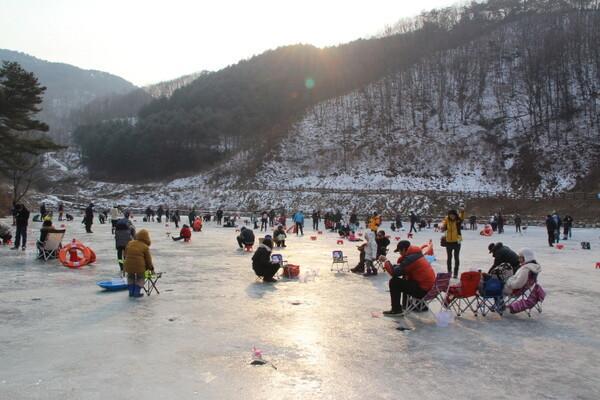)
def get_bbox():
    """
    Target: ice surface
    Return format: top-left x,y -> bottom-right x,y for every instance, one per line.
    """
1,217 -> 599,399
